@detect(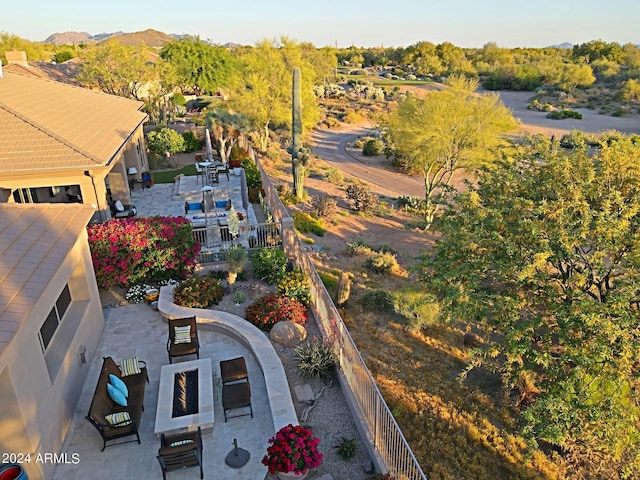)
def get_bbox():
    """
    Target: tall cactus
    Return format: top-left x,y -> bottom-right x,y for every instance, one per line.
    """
336,272 -> 351,307
292,67 -> 310,199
